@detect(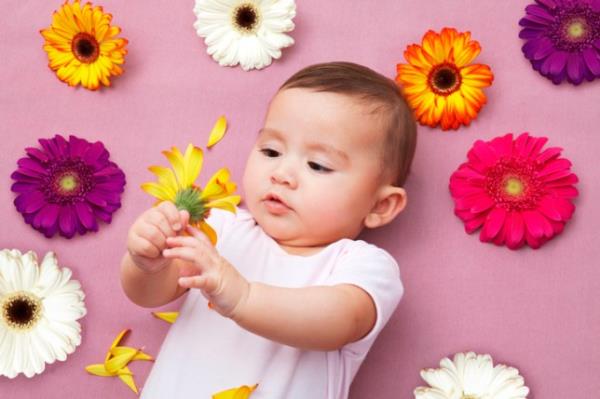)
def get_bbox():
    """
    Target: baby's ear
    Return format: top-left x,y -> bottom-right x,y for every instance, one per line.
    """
364,185 -> 407,229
